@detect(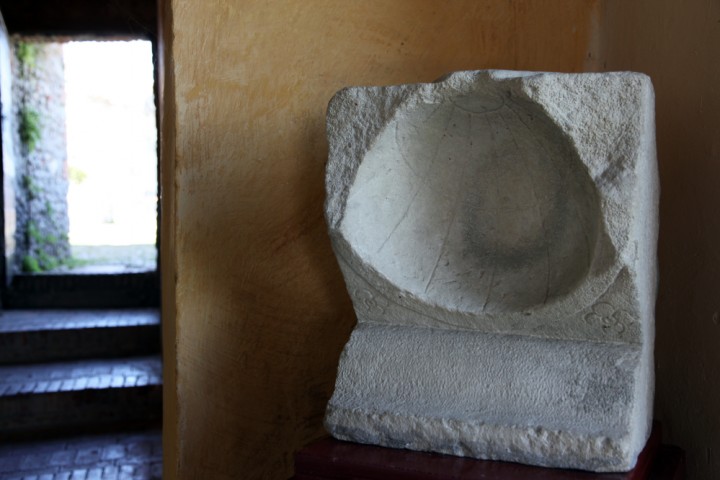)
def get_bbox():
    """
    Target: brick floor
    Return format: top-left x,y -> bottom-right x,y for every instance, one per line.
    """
0,310 -> 159,333
0,430 -> 161,479
0,430 -> 162,480
0,310 -> 161,365
0,357 -> 161,397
